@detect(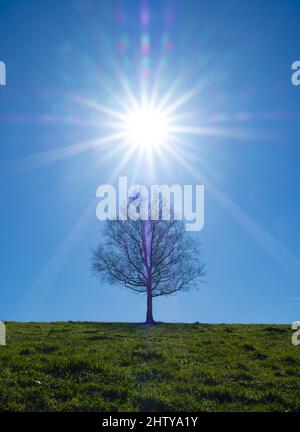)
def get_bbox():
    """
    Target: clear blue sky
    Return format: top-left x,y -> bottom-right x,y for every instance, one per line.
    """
1,0 -> 300,323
